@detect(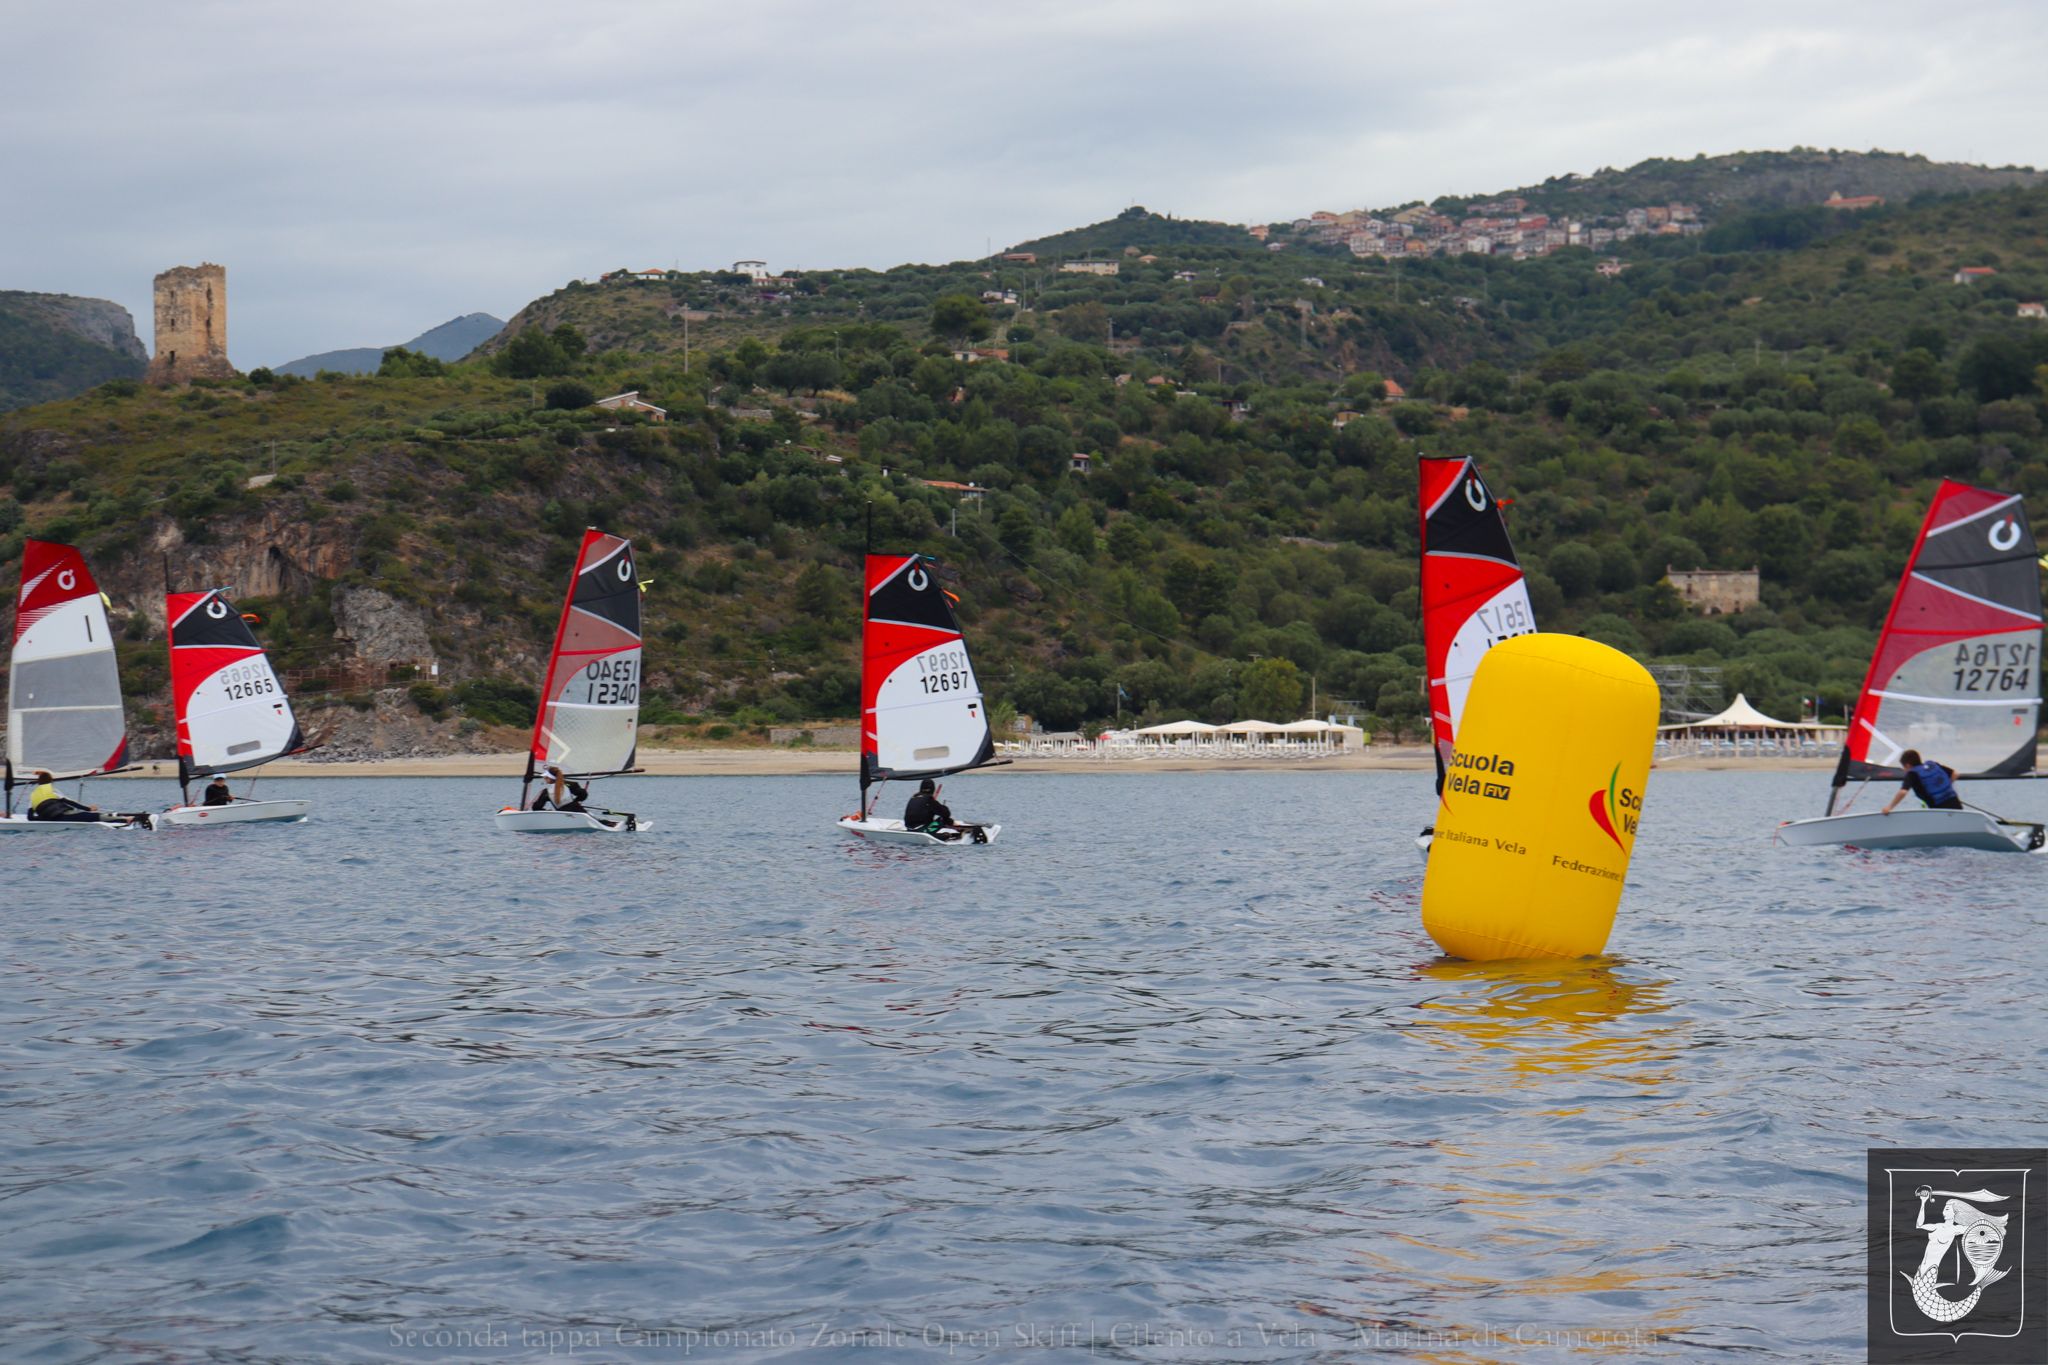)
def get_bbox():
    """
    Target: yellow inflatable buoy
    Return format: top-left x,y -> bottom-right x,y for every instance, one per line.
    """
1421,633 -> 1658,961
